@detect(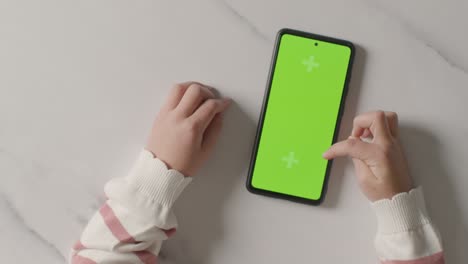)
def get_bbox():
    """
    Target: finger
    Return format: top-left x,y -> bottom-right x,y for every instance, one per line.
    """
384,111 -> 399,138
162,82 -> 200,111
361,128 -> 372,138
322,137 -> 375,161
201,113 -> 224,153
353,127 -> 372,139
352,111 -> 398,138
351,111 -> 392,144
177,83 -> 215,116
190,98 -> 231,131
